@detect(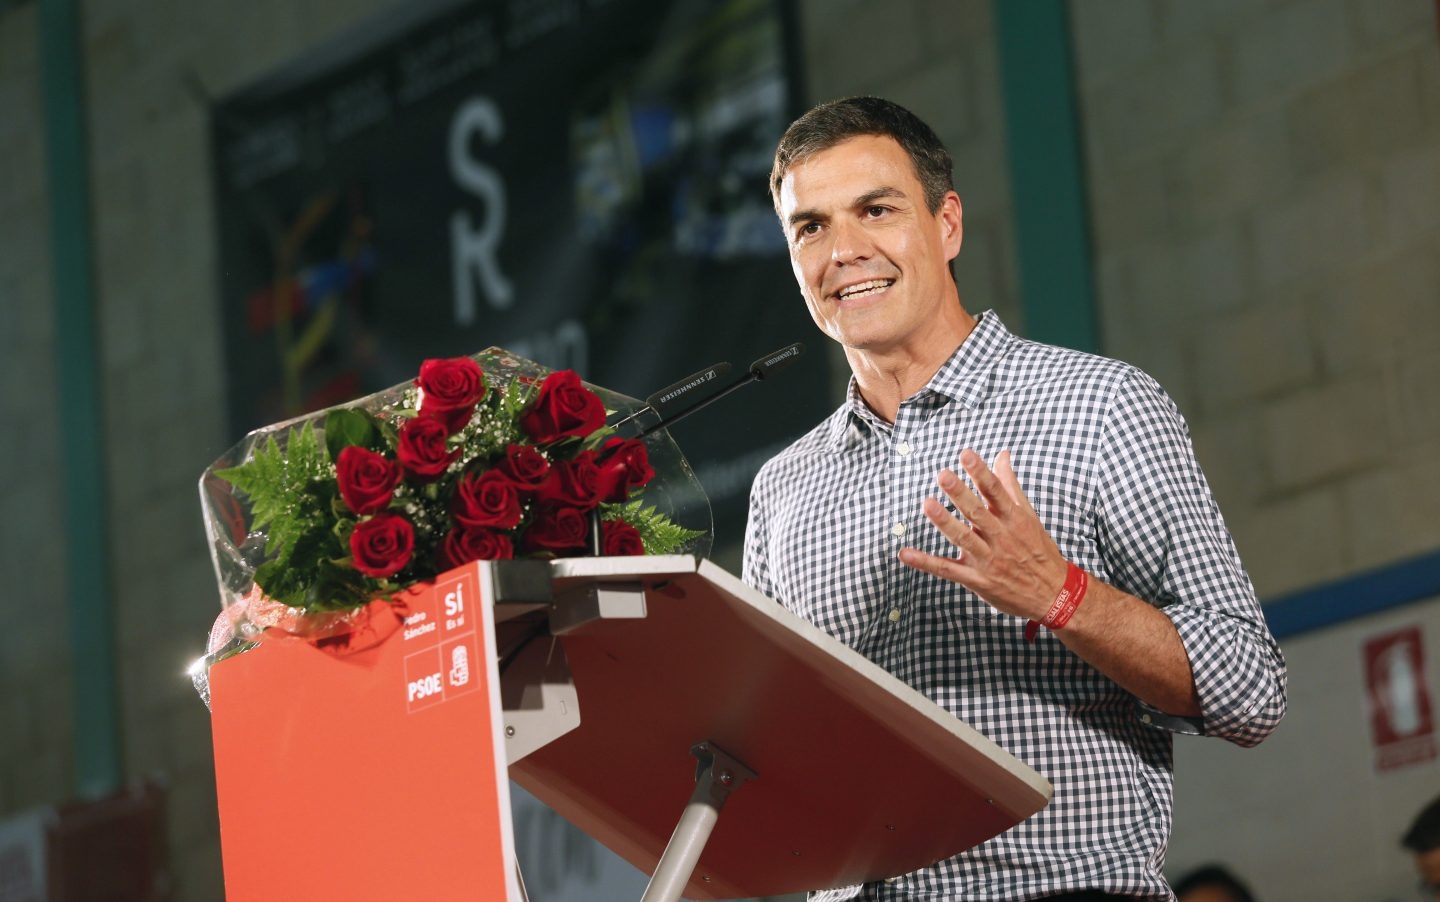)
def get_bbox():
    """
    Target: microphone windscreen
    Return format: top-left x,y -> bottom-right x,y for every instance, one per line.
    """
749,342 -> 805,380
645,361 -> 734,419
